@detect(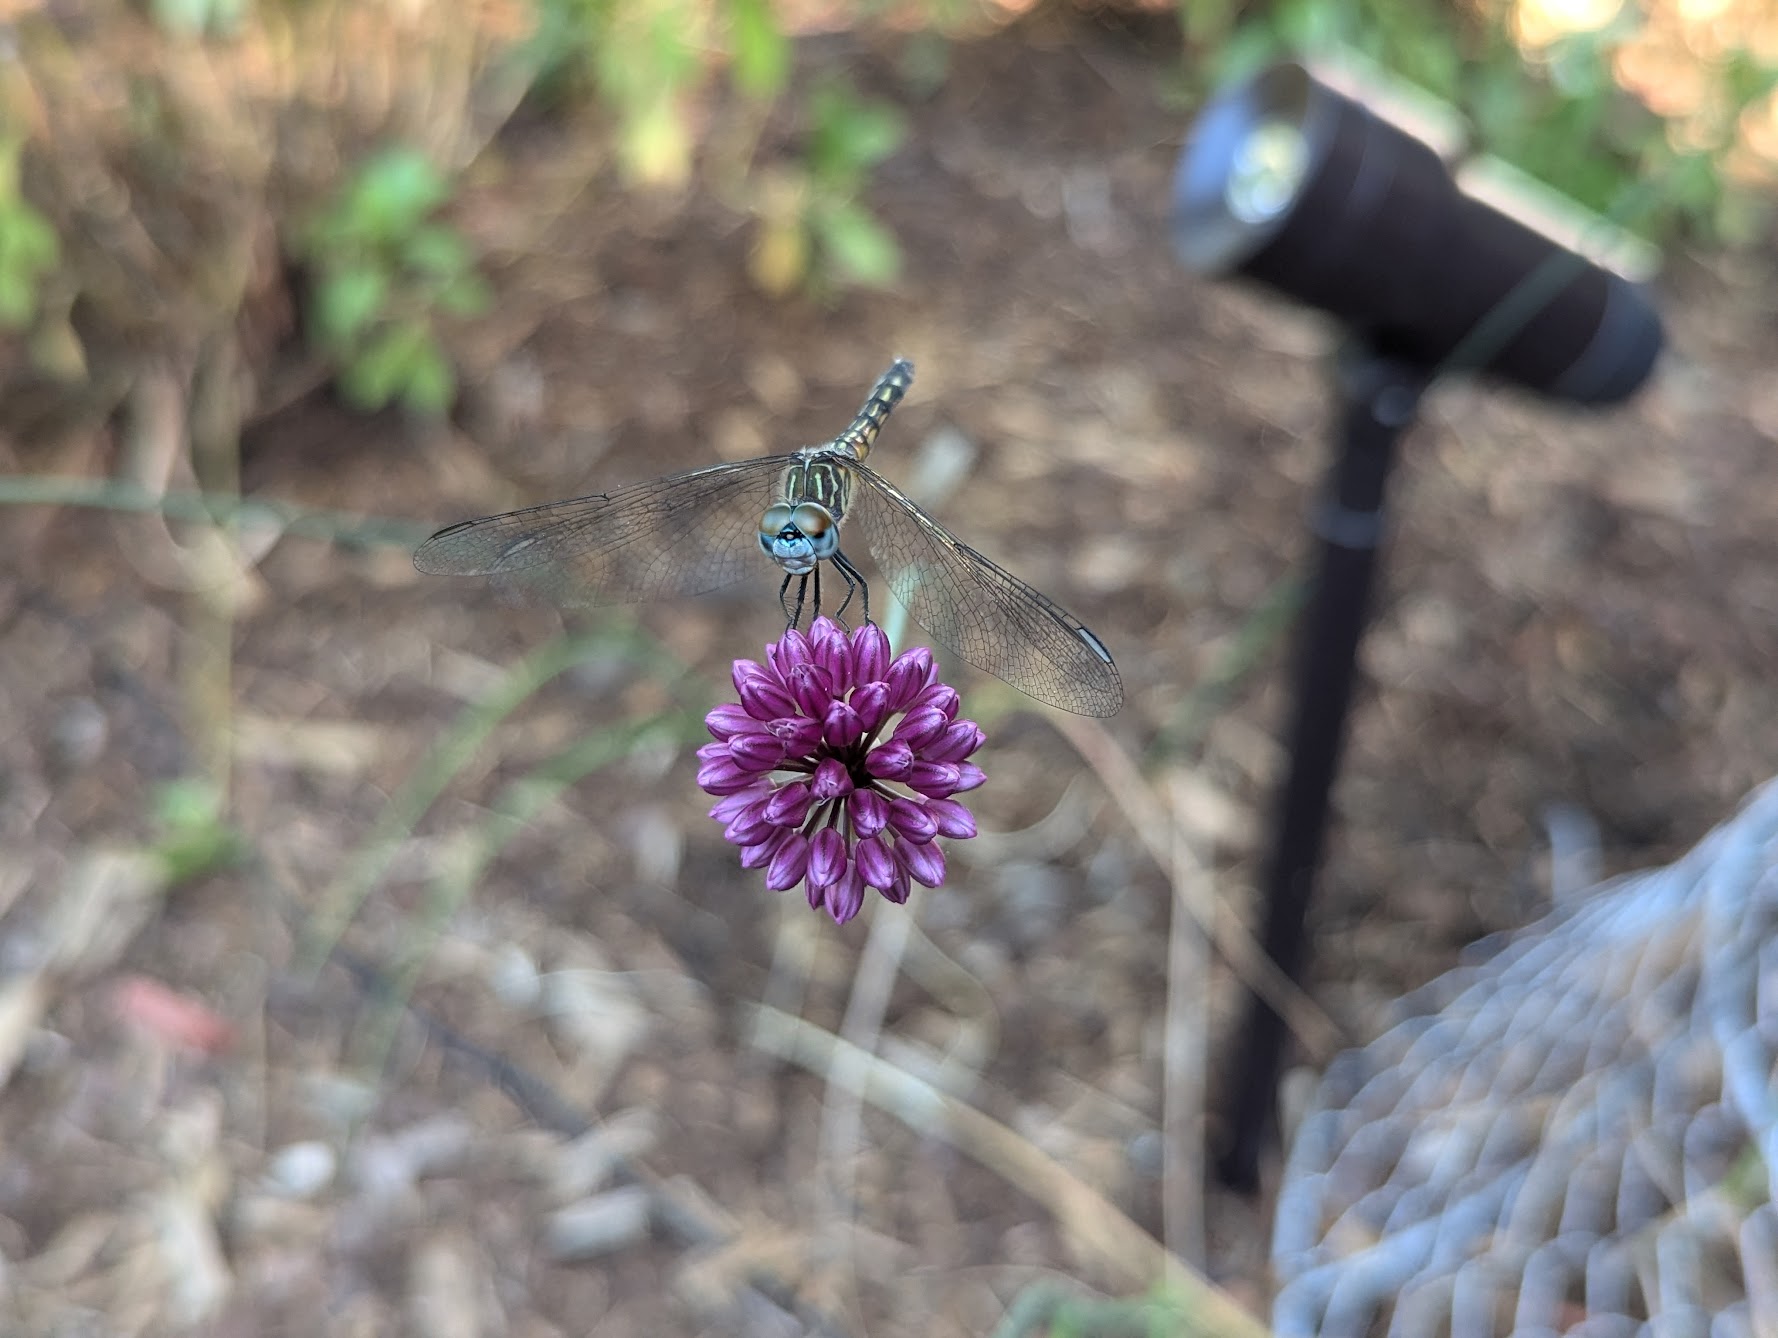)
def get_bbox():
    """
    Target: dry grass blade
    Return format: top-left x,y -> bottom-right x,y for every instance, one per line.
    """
1049,713 -> 1343,1062
0,972 -> 51,1091
44,848 -> 170,979
1163,773 -> 1212,1267
749,1004 -> 1270,1335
